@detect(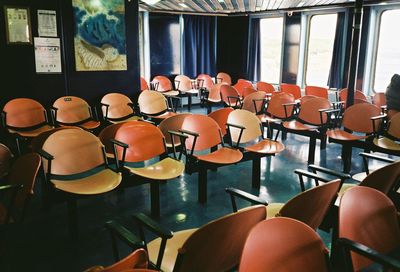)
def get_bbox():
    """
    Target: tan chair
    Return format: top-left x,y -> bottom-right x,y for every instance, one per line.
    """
39,128 -> 121,235
138,91 -> 176,122
216,72 -> 231,85
2,98 -> 54,154
101,93 -> 140,123
52,96 -> 100,131
174,75 -> 198,111
338,187 -> 400,271
227,109 -> 284,188
239,218 -> 332,272
196,74 -> 214,91
373,112 -> 400,154
158,113 -> 192,149
151,76 -> 179,97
